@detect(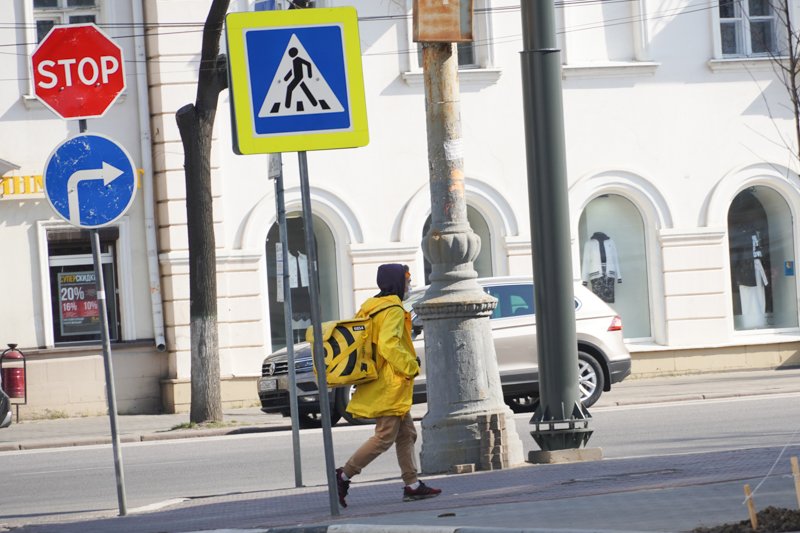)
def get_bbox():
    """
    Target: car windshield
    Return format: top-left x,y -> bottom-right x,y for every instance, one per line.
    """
405,281 -> 581,326
405,283 -> 537,322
